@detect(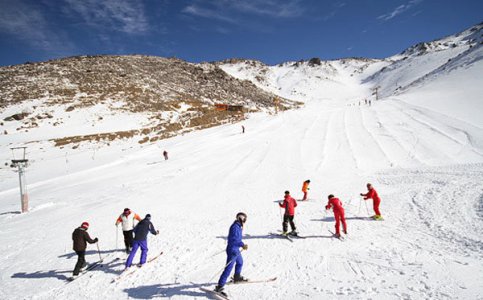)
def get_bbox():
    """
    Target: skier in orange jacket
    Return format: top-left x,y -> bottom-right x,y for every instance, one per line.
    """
325,194 -> 347,238
360,183 -> 382,220
116,208 -> 142,253
301,180 -> 310,200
